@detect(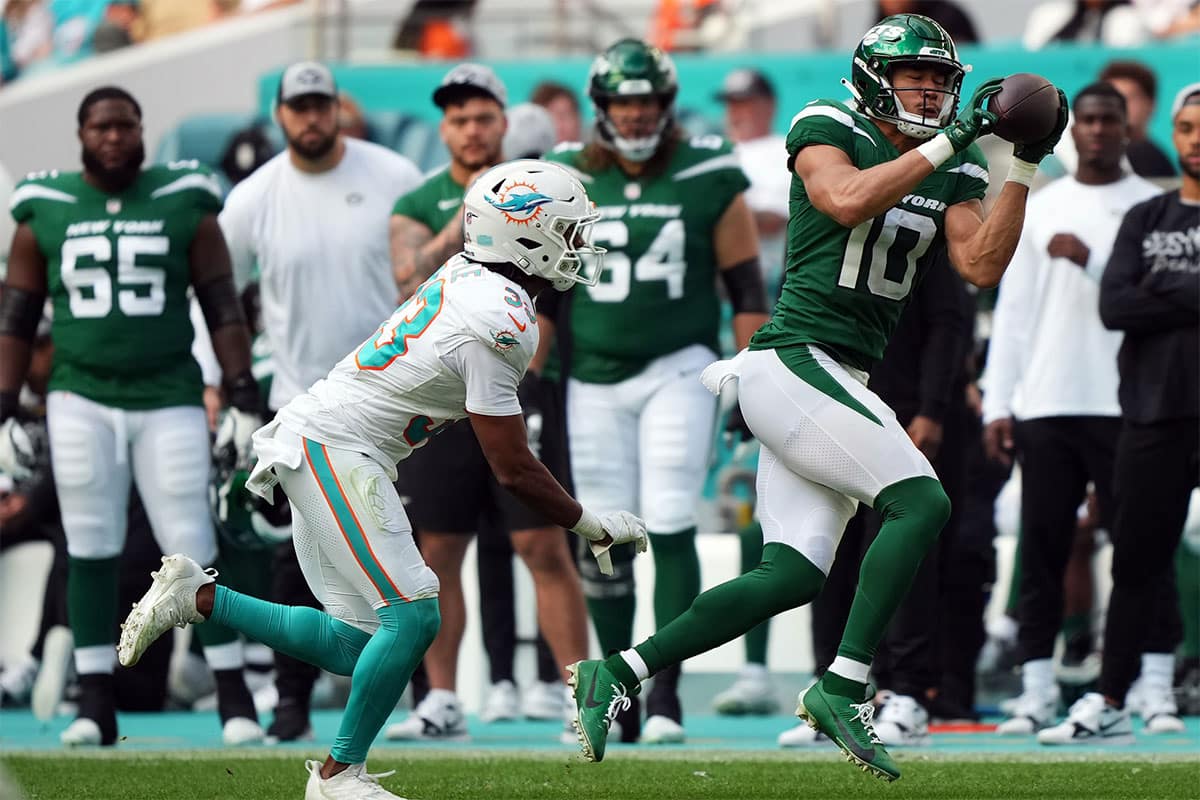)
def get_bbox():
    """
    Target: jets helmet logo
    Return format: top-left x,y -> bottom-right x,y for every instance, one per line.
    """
486,180 -> 554,225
